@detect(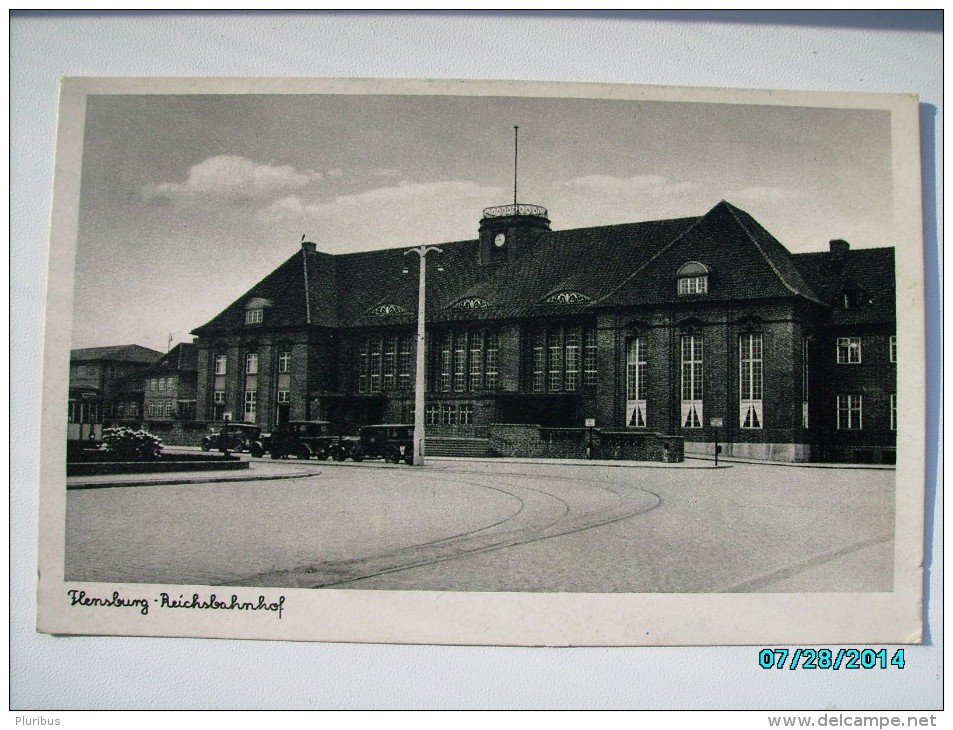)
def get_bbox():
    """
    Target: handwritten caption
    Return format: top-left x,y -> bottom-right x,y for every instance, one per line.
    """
67,589 -> 286,619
